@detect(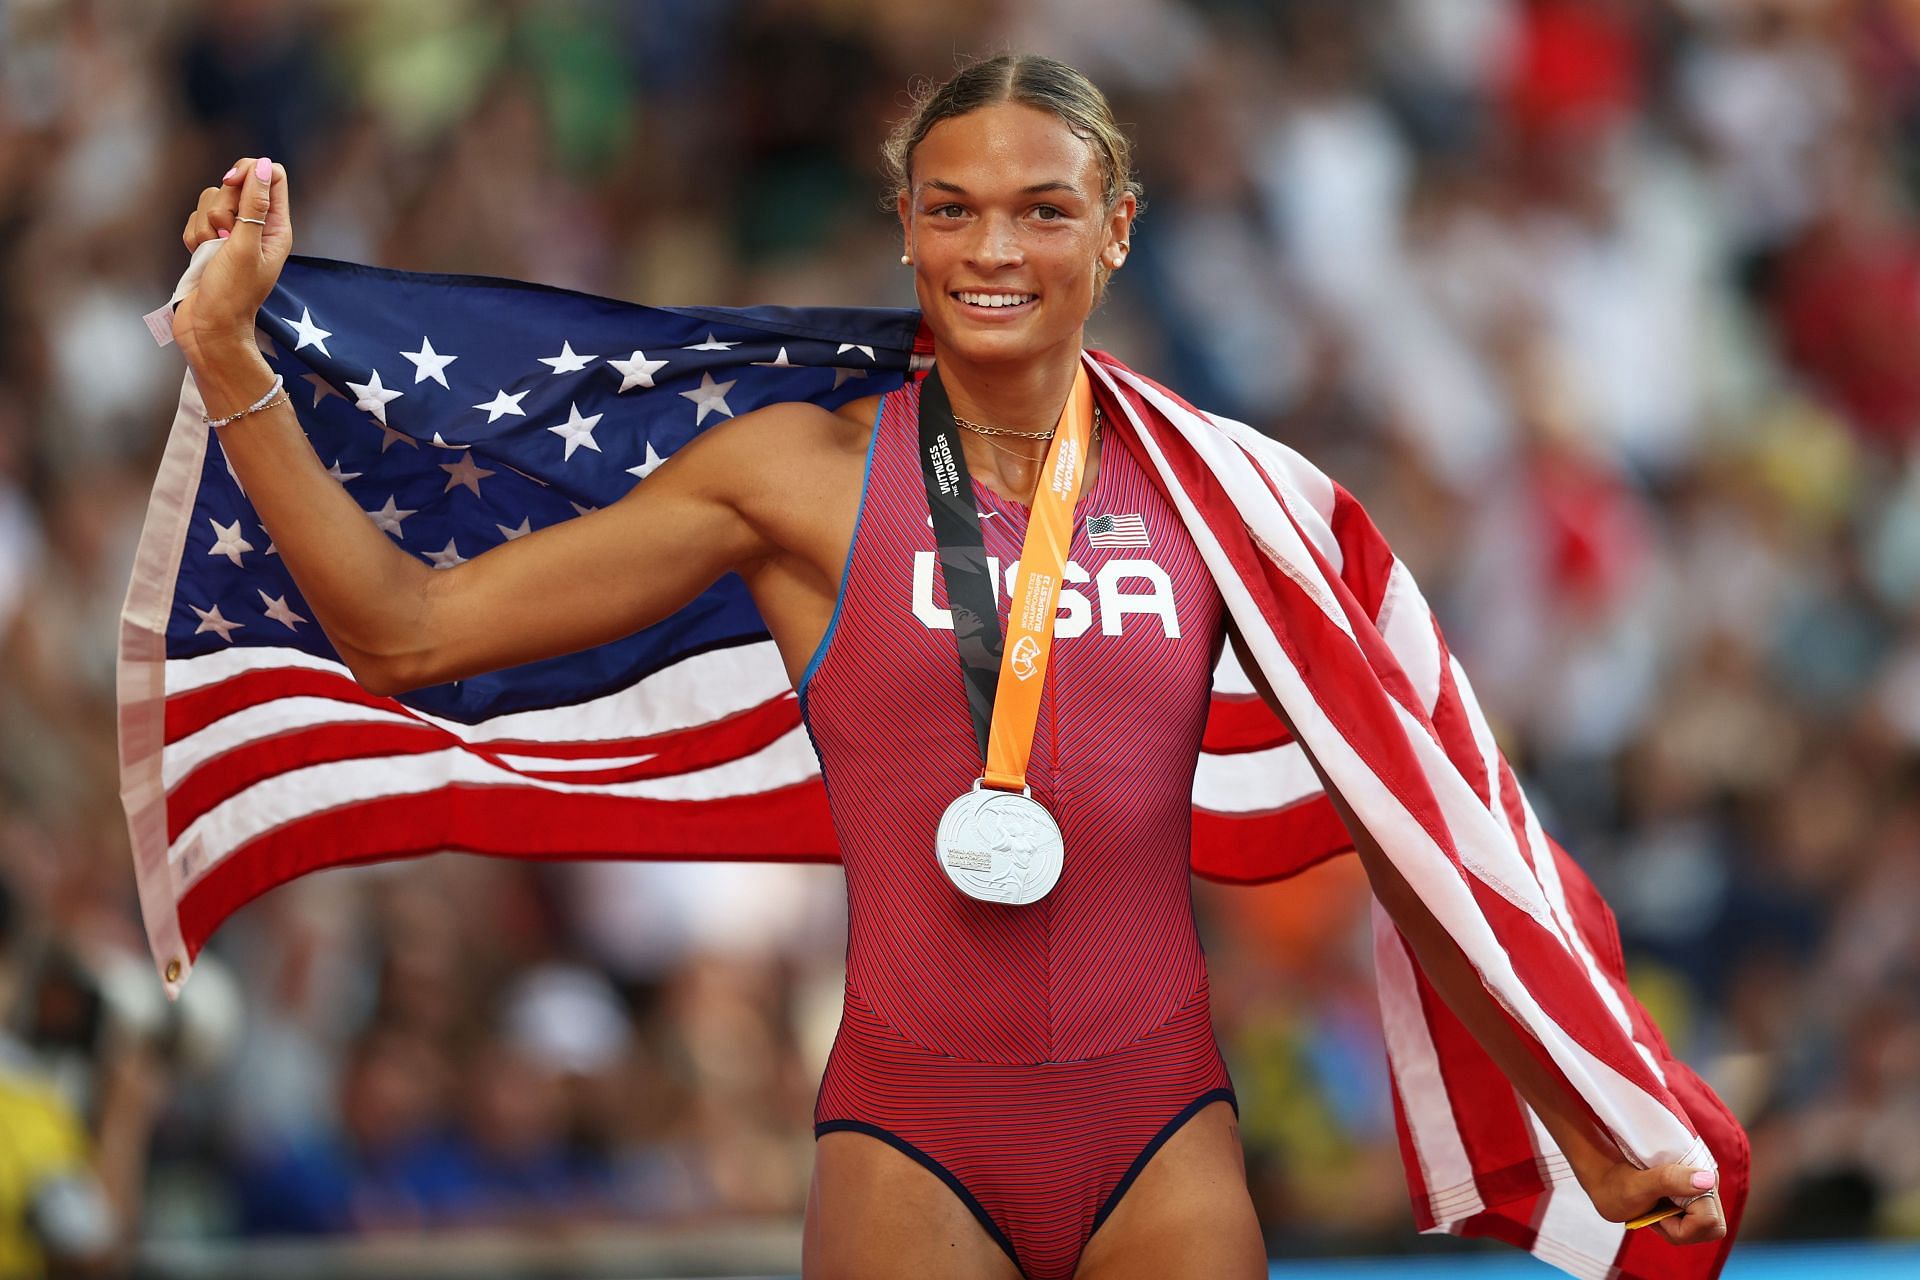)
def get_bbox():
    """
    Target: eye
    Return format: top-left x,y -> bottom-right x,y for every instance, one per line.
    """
930,204 -> 967,219
1033,205 -> 1064,220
